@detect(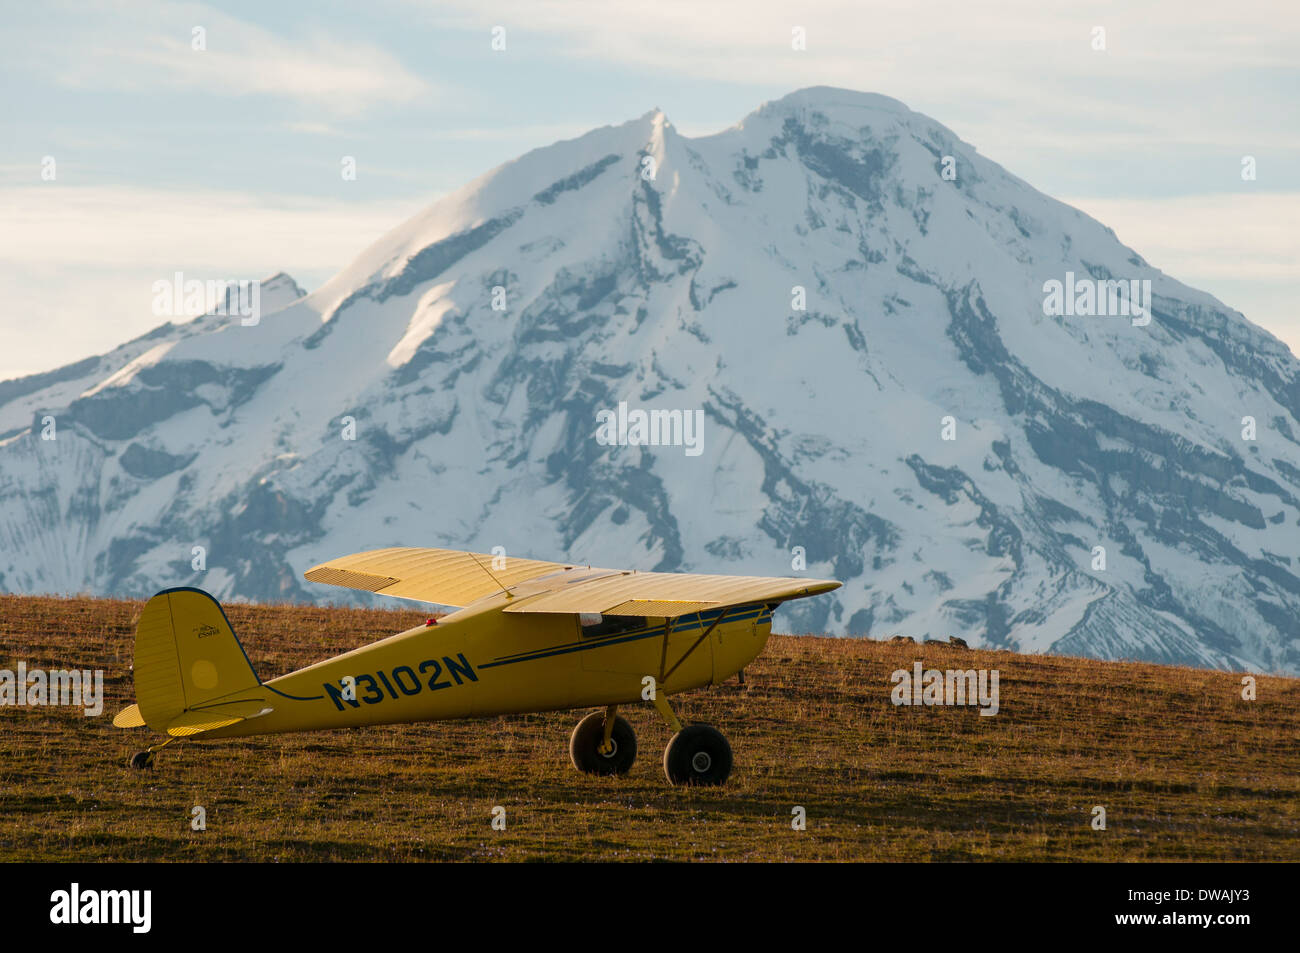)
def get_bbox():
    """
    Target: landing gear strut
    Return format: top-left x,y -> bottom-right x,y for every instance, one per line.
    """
649,693 -> 733,786
567,695 -> 736,786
